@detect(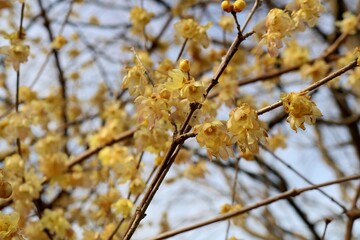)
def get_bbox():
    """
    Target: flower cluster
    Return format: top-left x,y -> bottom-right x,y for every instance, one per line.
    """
336,12 -> 359,35
0,30 -> 29,71
111,199 -> 134,218
227,103 -> 268,153
0,212 -> 21,239
41,209 -> 75,239
281,92 -> 322,131
289,0 -> 325,30
259,0 -> 324,56
166,67 -> 205,103
98,145 -> 138,181
261,8 -> 294,56
130,6 -> 154,34
283,40 -> 309,67
301,59 -> 330,83
184,161 -> 208,179
194,121 -> 234,159
174,19 -> 212,48
218,15 -> 235,32
122,65 -> 149,97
